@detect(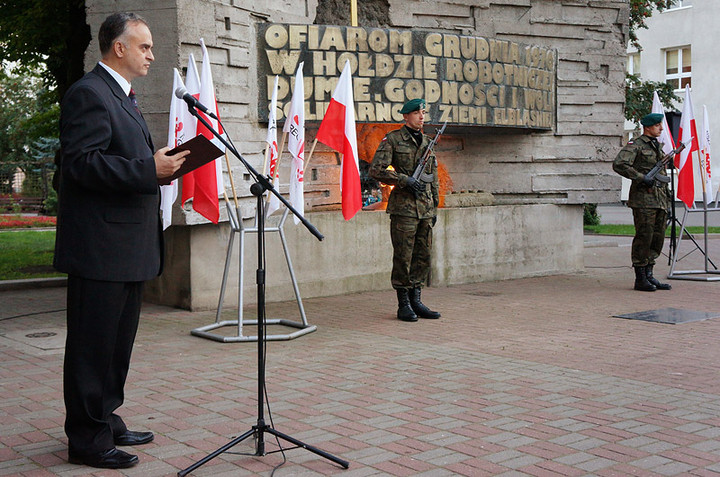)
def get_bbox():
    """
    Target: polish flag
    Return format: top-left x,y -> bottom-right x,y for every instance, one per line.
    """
701,105 -> 713,204
160,68 -> 186,230
315,60 -> 362,220
180,54 -> 200,209
265,75 -> 281,217
651,91 -> 675,155
188,38 -> 226,223
676,86 -> 700,209
283,63 -> 305,224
